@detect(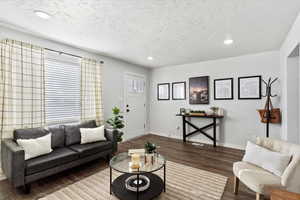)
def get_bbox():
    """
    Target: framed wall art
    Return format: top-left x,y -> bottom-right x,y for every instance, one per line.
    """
172,82 -> 186,100
157,83 -> 170,100
238,76 -> 262,99
214,78 -> 233,100
189,76 -> 209,104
